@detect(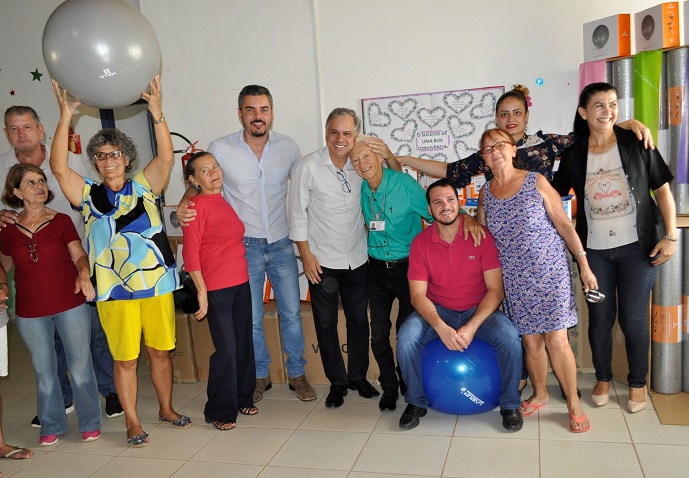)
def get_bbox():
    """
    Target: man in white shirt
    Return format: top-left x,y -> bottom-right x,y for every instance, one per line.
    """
288,108 -> 378,408
0,105 -> 123,422
179,86 -> 315,402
